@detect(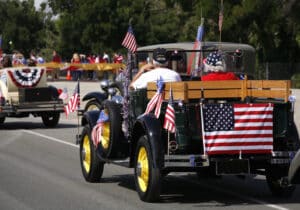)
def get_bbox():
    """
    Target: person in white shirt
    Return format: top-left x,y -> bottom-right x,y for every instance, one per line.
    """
130,48 -> 181,90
